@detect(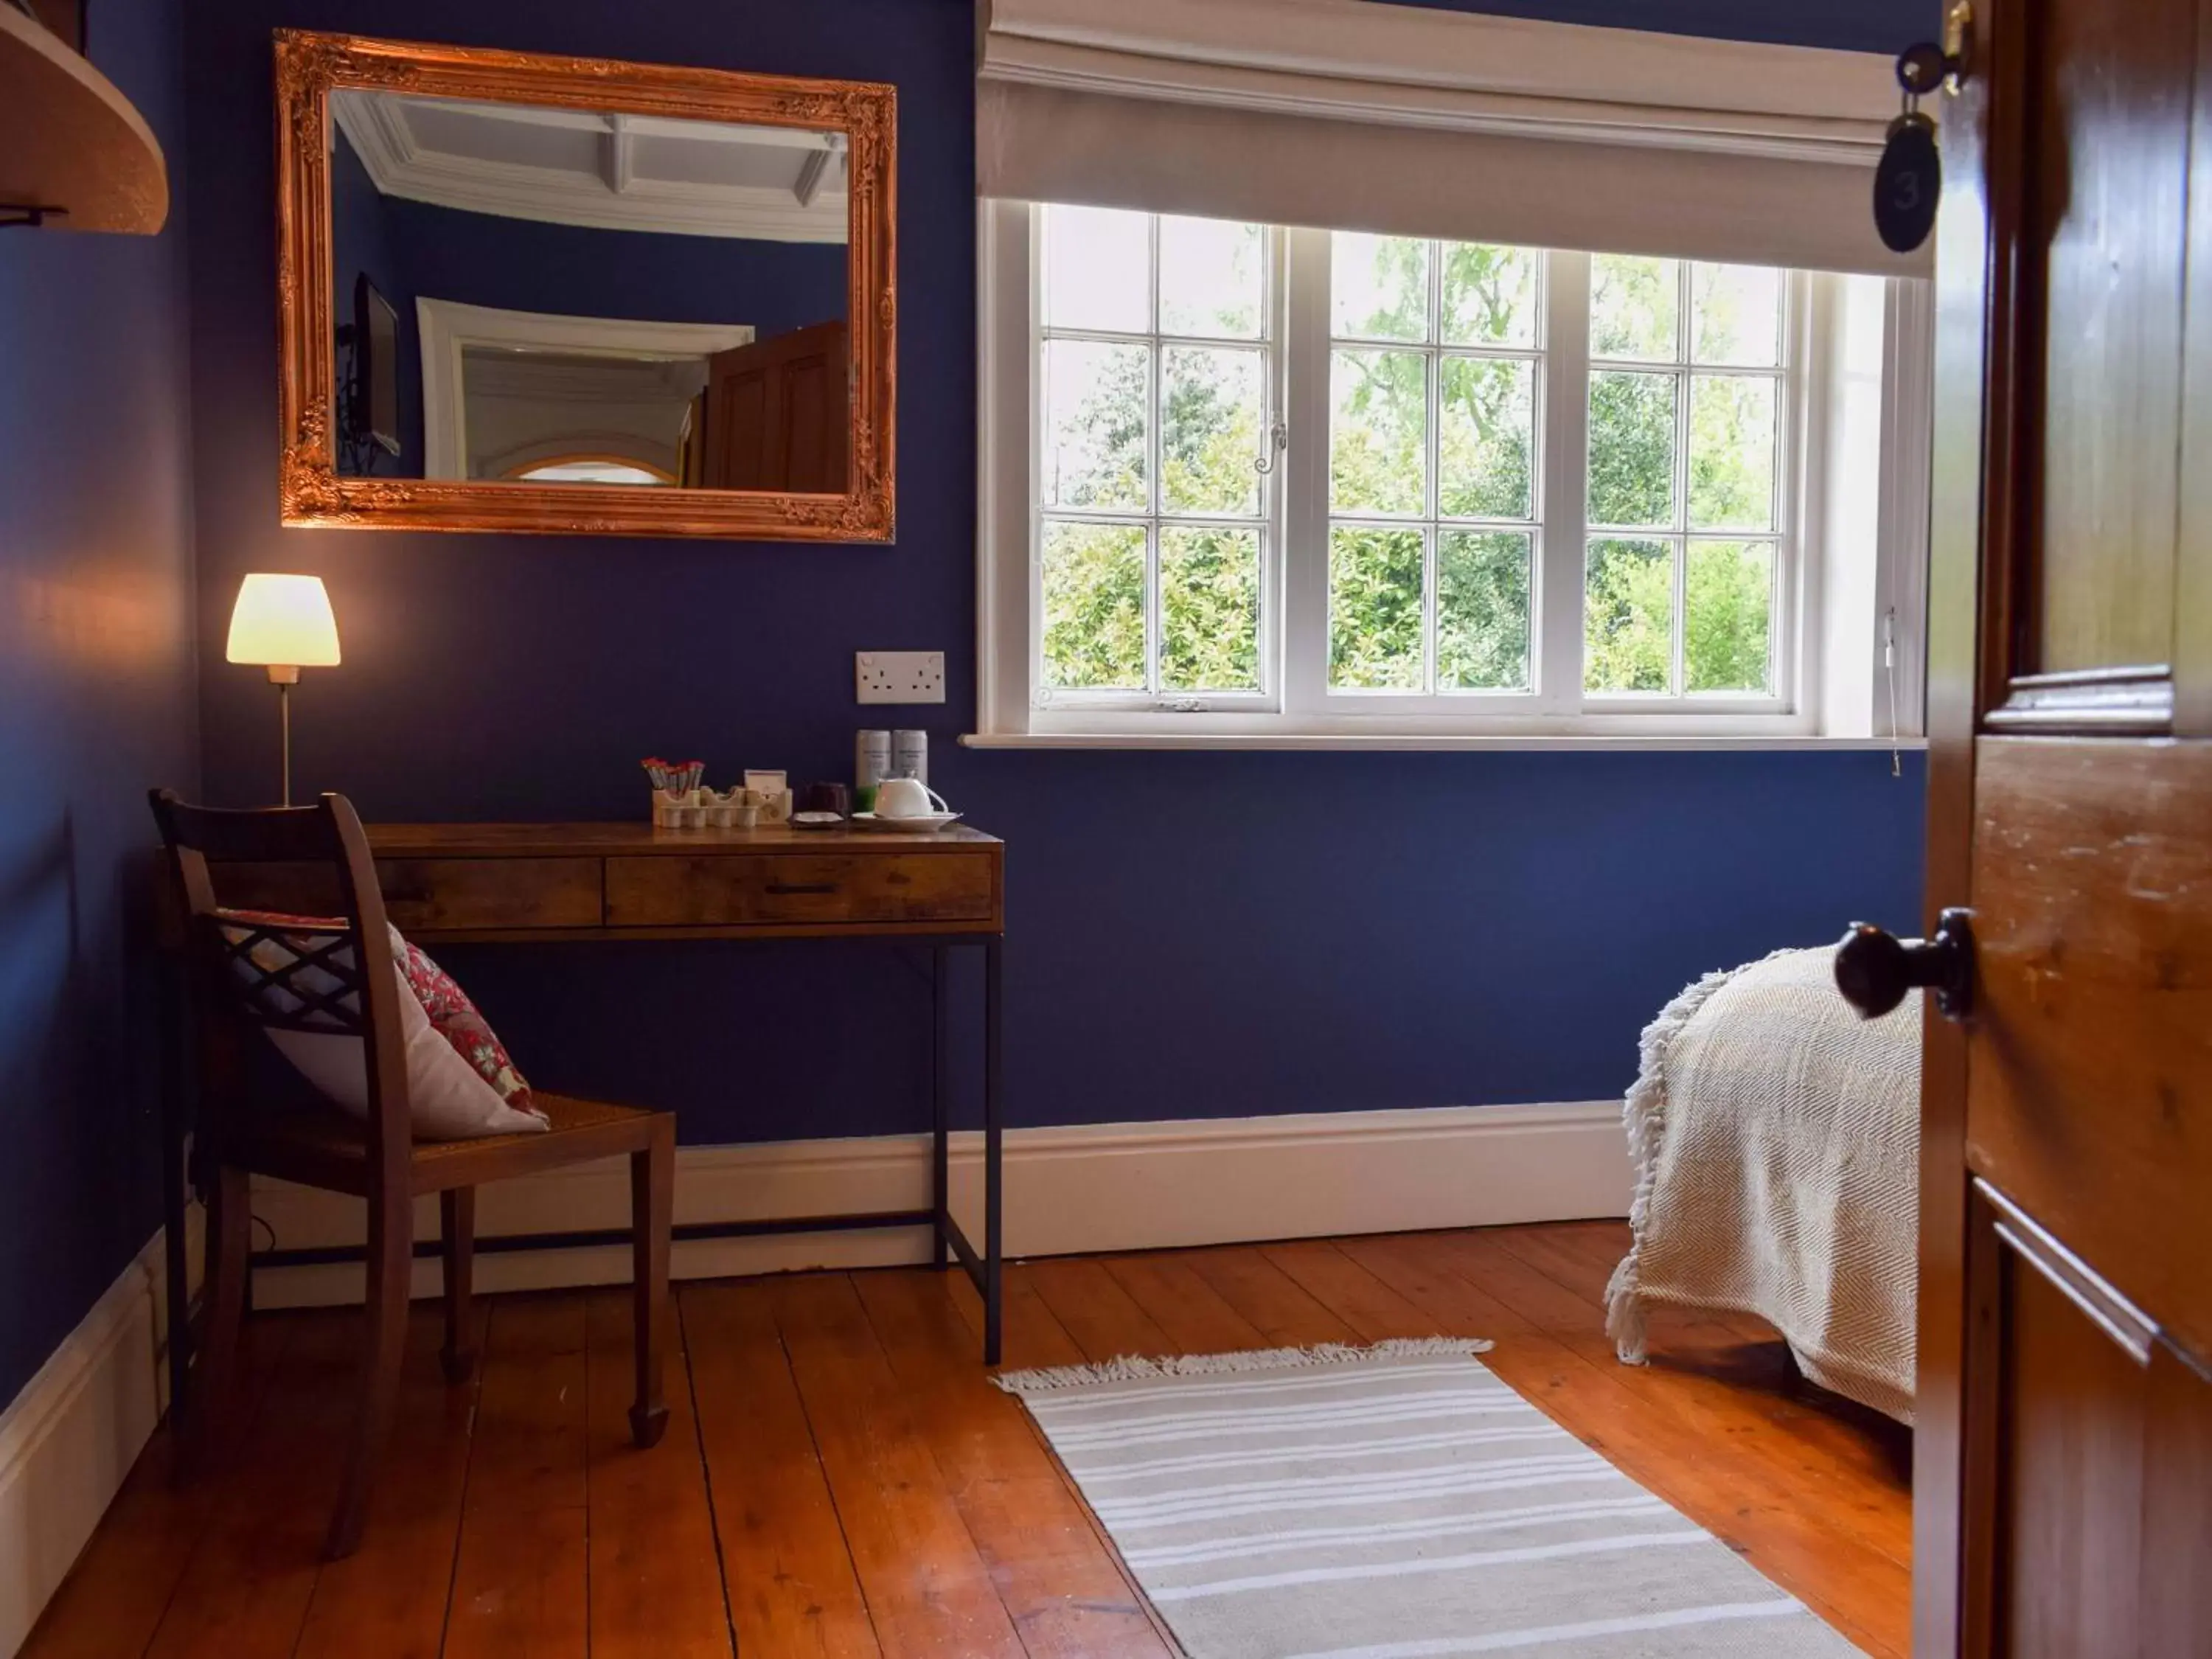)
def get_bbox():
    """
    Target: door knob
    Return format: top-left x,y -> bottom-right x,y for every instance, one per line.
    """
1834,907 -> 1976,1020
